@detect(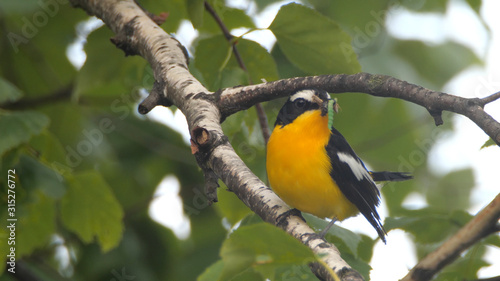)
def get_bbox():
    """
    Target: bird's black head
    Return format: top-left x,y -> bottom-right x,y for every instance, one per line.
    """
274,89 -> 331,127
